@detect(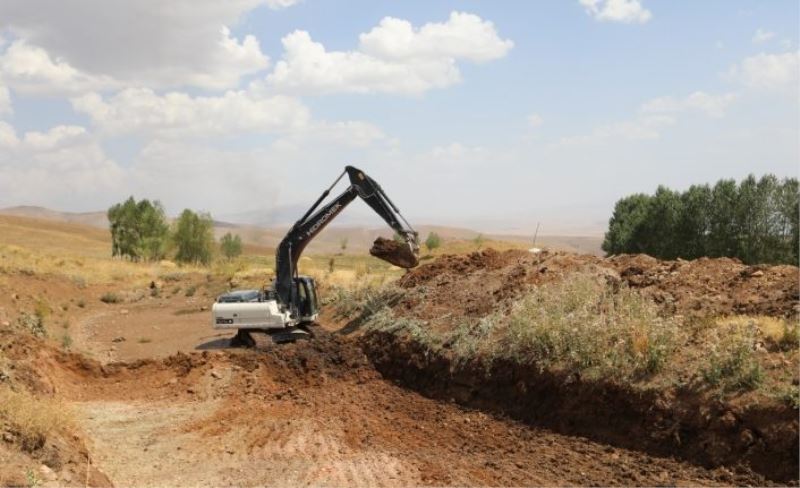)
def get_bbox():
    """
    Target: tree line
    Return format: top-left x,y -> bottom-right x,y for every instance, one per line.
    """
602,174 -> 799,265
108,197 -> 242,264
